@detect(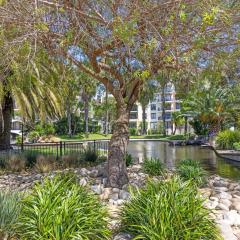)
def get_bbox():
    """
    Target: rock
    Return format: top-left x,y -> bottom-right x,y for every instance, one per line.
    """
100,188 -> 112,200
231,201 -> 240,211
79,178 -> 88,187
216,203 -> 229,211
210,196 -> 219,202
89,169 -> 98,178
213,181 -> 229,188
91,184 -> 103,195
199,188 -> 212,198
119,190 -> 130,200
220,199 -> 232,208
116,199 -> 125,205
214,187 -> 229,192
223,210 -> 240,226
215,192 -> 232,200
79,168 -> 89,177
205,200 -> 218,209
112,188 -> 120,193
110,193 -> 119,201
218,220 -> 237,240
113,233 -> 132,240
